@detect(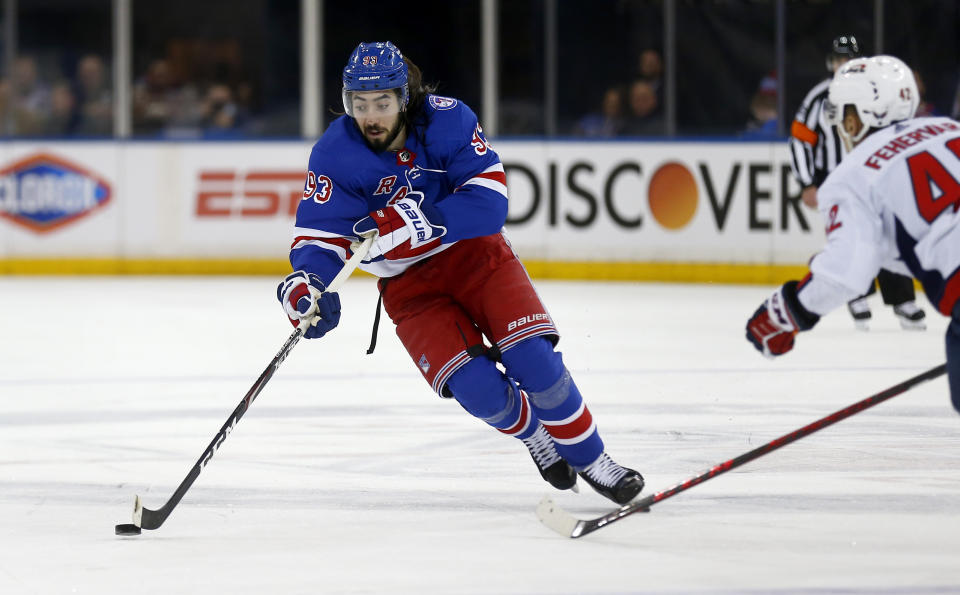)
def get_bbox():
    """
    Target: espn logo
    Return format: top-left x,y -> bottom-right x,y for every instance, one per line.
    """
196,170 -> 305,217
